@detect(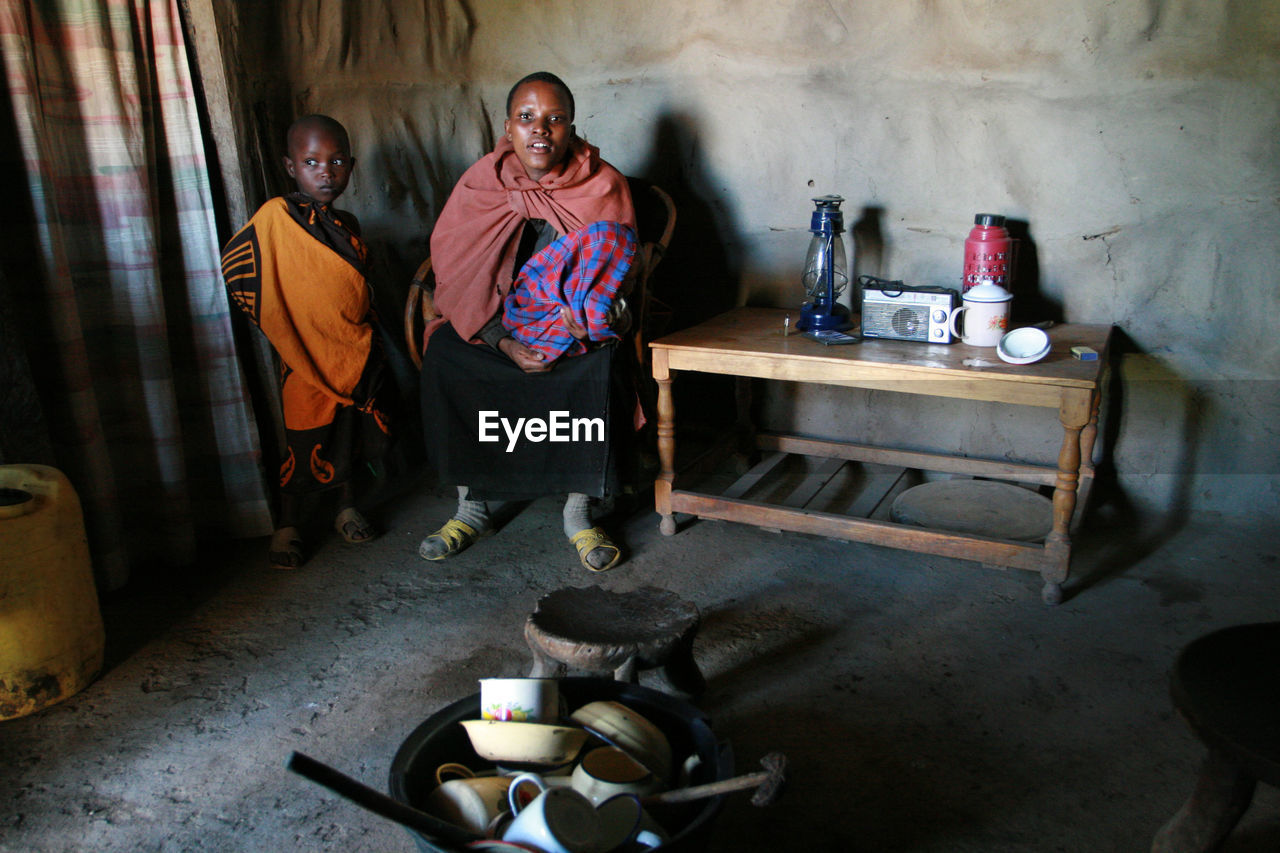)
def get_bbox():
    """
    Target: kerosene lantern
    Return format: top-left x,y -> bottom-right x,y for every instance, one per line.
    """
797,195 -> 852,331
